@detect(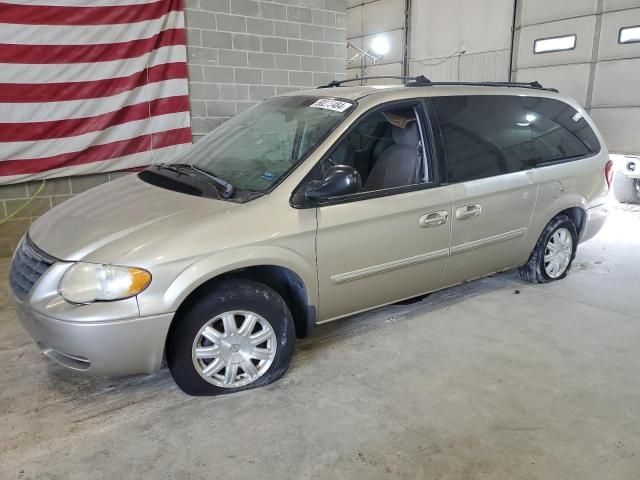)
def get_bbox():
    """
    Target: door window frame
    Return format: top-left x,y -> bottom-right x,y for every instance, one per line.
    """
423,97 -> 449,185
290,98 -> 444,209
